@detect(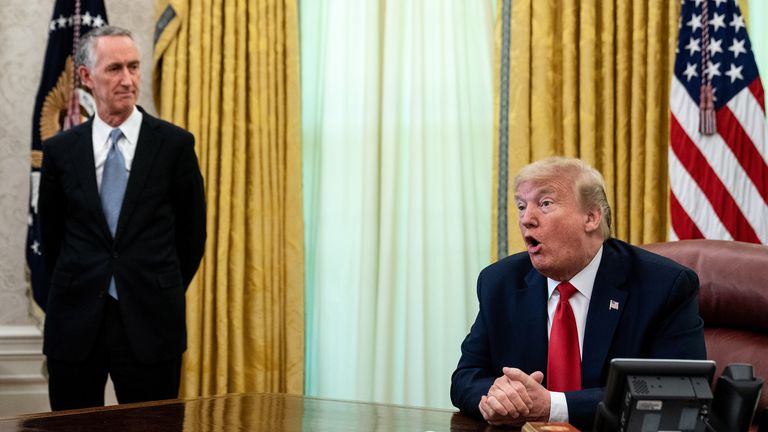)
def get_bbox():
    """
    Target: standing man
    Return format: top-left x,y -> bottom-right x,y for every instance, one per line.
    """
450,157 -> 706,430
38,26 -> 206,410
